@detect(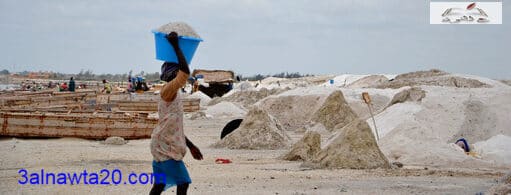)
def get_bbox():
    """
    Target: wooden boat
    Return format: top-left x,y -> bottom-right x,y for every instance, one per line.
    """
0,90 -> 201,139
0,112 -> 158,139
